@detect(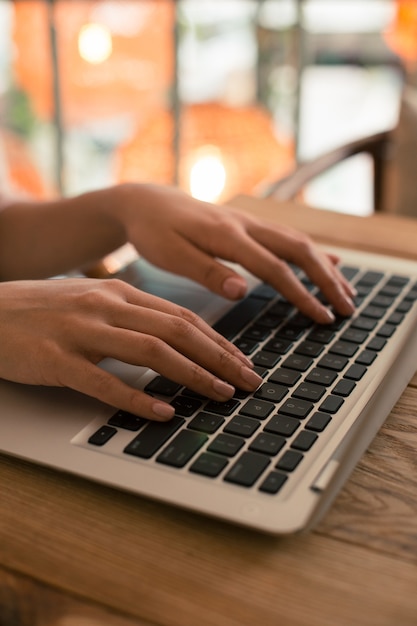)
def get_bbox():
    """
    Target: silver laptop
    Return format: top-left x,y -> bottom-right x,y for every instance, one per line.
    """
1,245 -> 417,534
